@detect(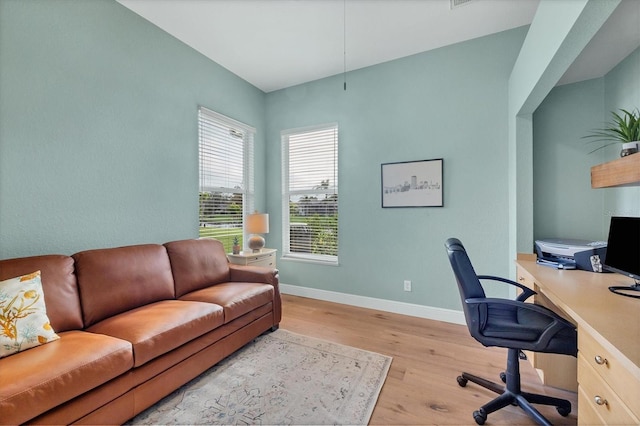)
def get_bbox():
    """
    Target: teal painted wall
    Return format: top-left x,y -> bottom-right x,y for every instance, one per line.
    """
507,0 -> 619,260
532,46 -> 640,242
0,0 -> 266,258
2,0 -> 634,314
265,27 -> 528,309
533,78 -> 605,241
602,47 -> 640,222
